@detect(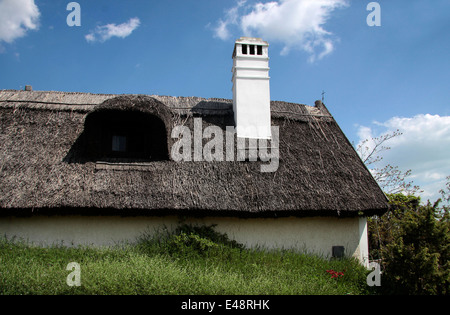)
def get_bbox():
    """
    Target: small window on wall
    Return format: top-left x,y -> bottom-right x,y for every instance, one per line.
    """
332,246 -> 345,259
112,135 -> 127,152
